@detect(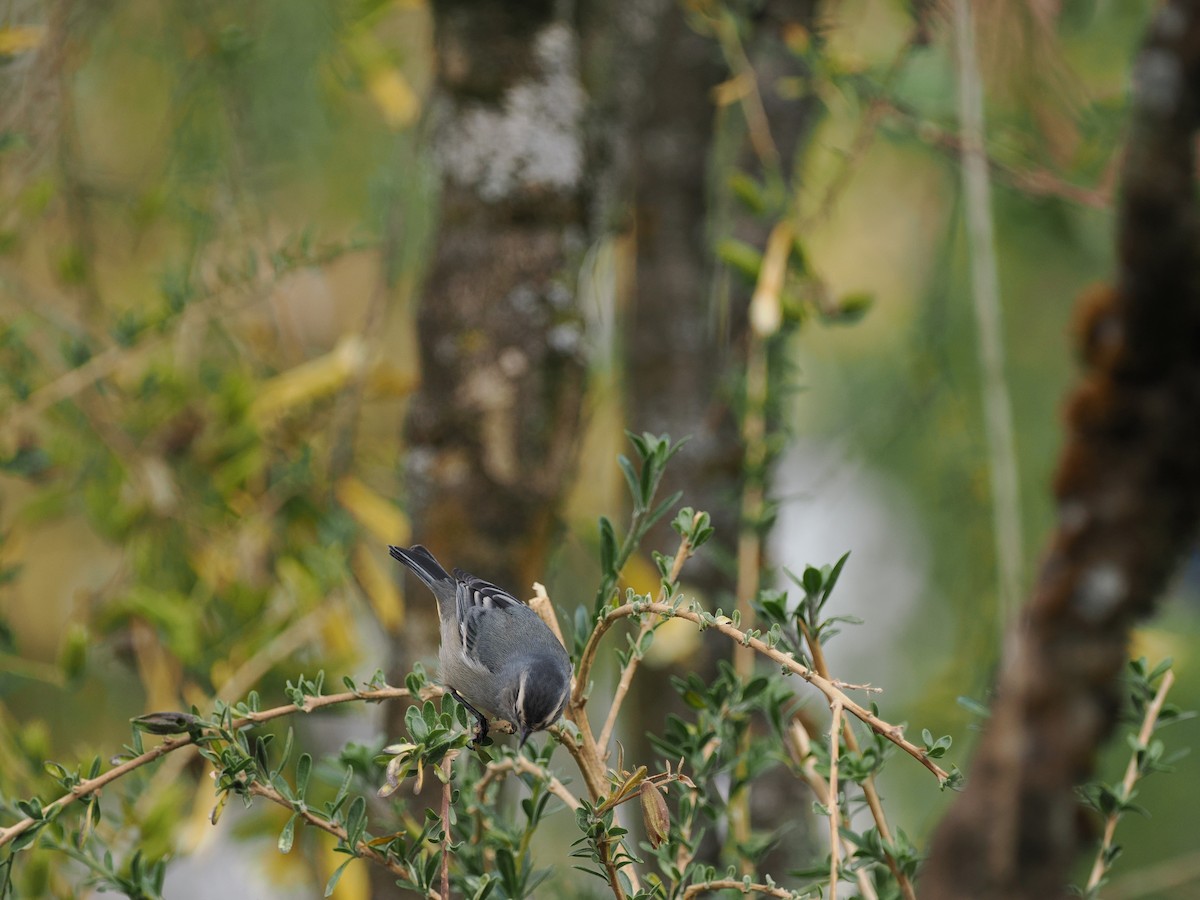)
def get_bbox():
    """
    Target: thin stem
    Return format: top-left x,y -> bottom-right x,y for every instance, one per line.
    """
954,0 -> 1024,631
479,758 -> 581,812
788,721 -> 877,900
828,701 -> 843,893
0,685 -> 420,849
598,838 -> 627,900
597,525 -> 696,753
729,218 -> 792,873
681,880 -> 793,900
801,622 -> 916,900
573,528 -> 694,712
246,781 -> 413,884
440,754 -> 454,900
1085,670 -> 1177,893
602,601 -> 951,782
710,10 -> 782,177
